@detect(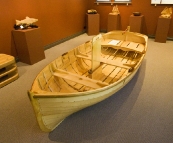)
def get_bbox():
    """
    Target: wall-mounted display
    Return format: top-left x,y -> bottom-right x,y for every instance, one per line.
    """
114,0 -> 131,2
96,0 -> 131,2
151,0 -> 173,4
96,0 -> 111,2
